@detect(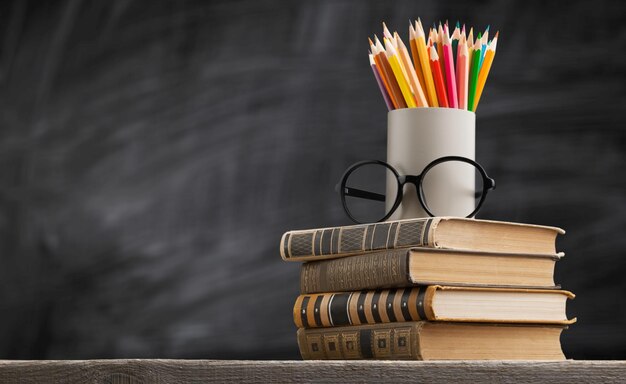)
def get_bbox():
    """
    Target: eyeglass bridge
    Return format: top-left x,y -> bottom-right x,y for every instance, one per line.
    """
397,175 -> 420,185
